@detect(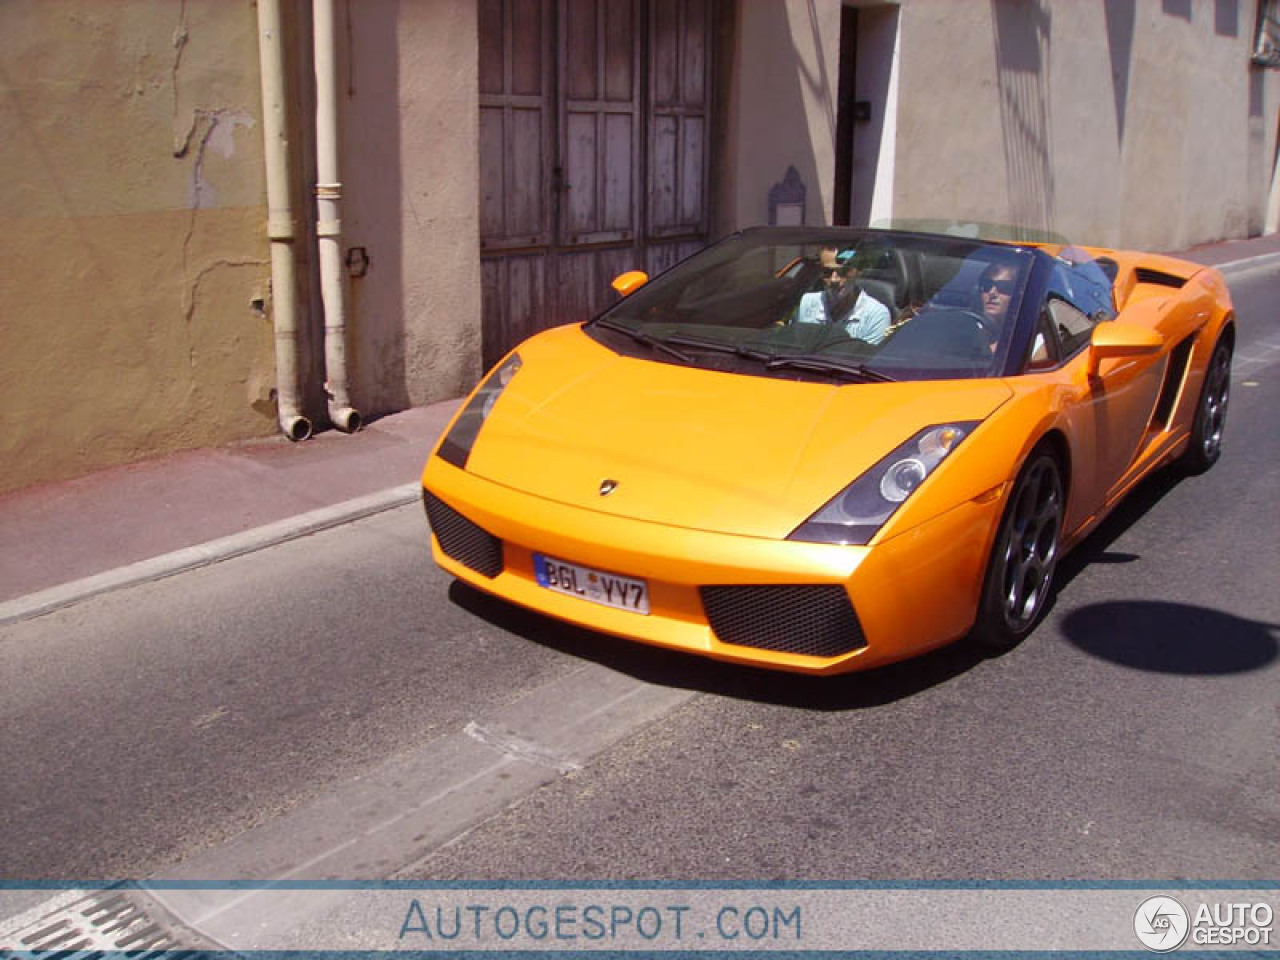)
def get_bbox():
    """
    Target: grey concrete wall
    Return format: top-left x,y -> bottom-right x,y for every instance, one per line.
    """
892,0 -> 1280,250
722,0 -> 1280,251
725,0 -> 843,228
341,0 -> 482,417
